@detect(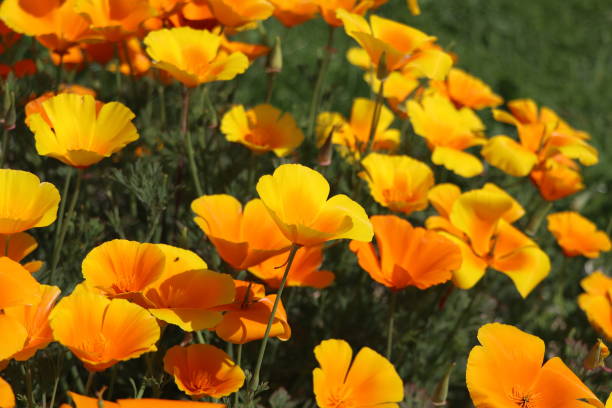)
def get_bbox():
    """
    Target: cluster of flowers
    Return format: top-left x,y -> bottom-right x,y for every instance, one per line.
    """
0,0 -> 610,407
